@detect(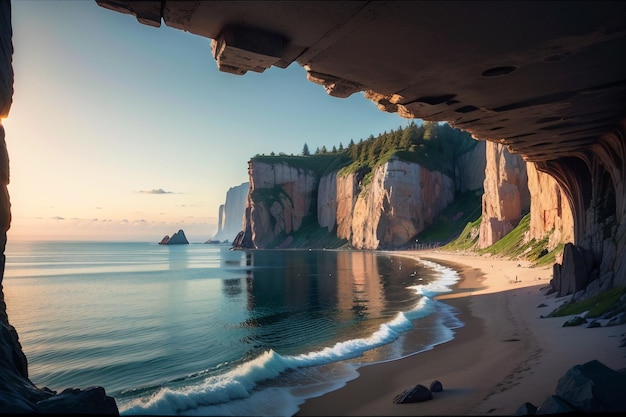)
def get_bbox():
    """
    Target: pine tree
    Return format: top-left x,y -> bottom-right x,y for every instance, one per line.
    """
302,142 -> 310,156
